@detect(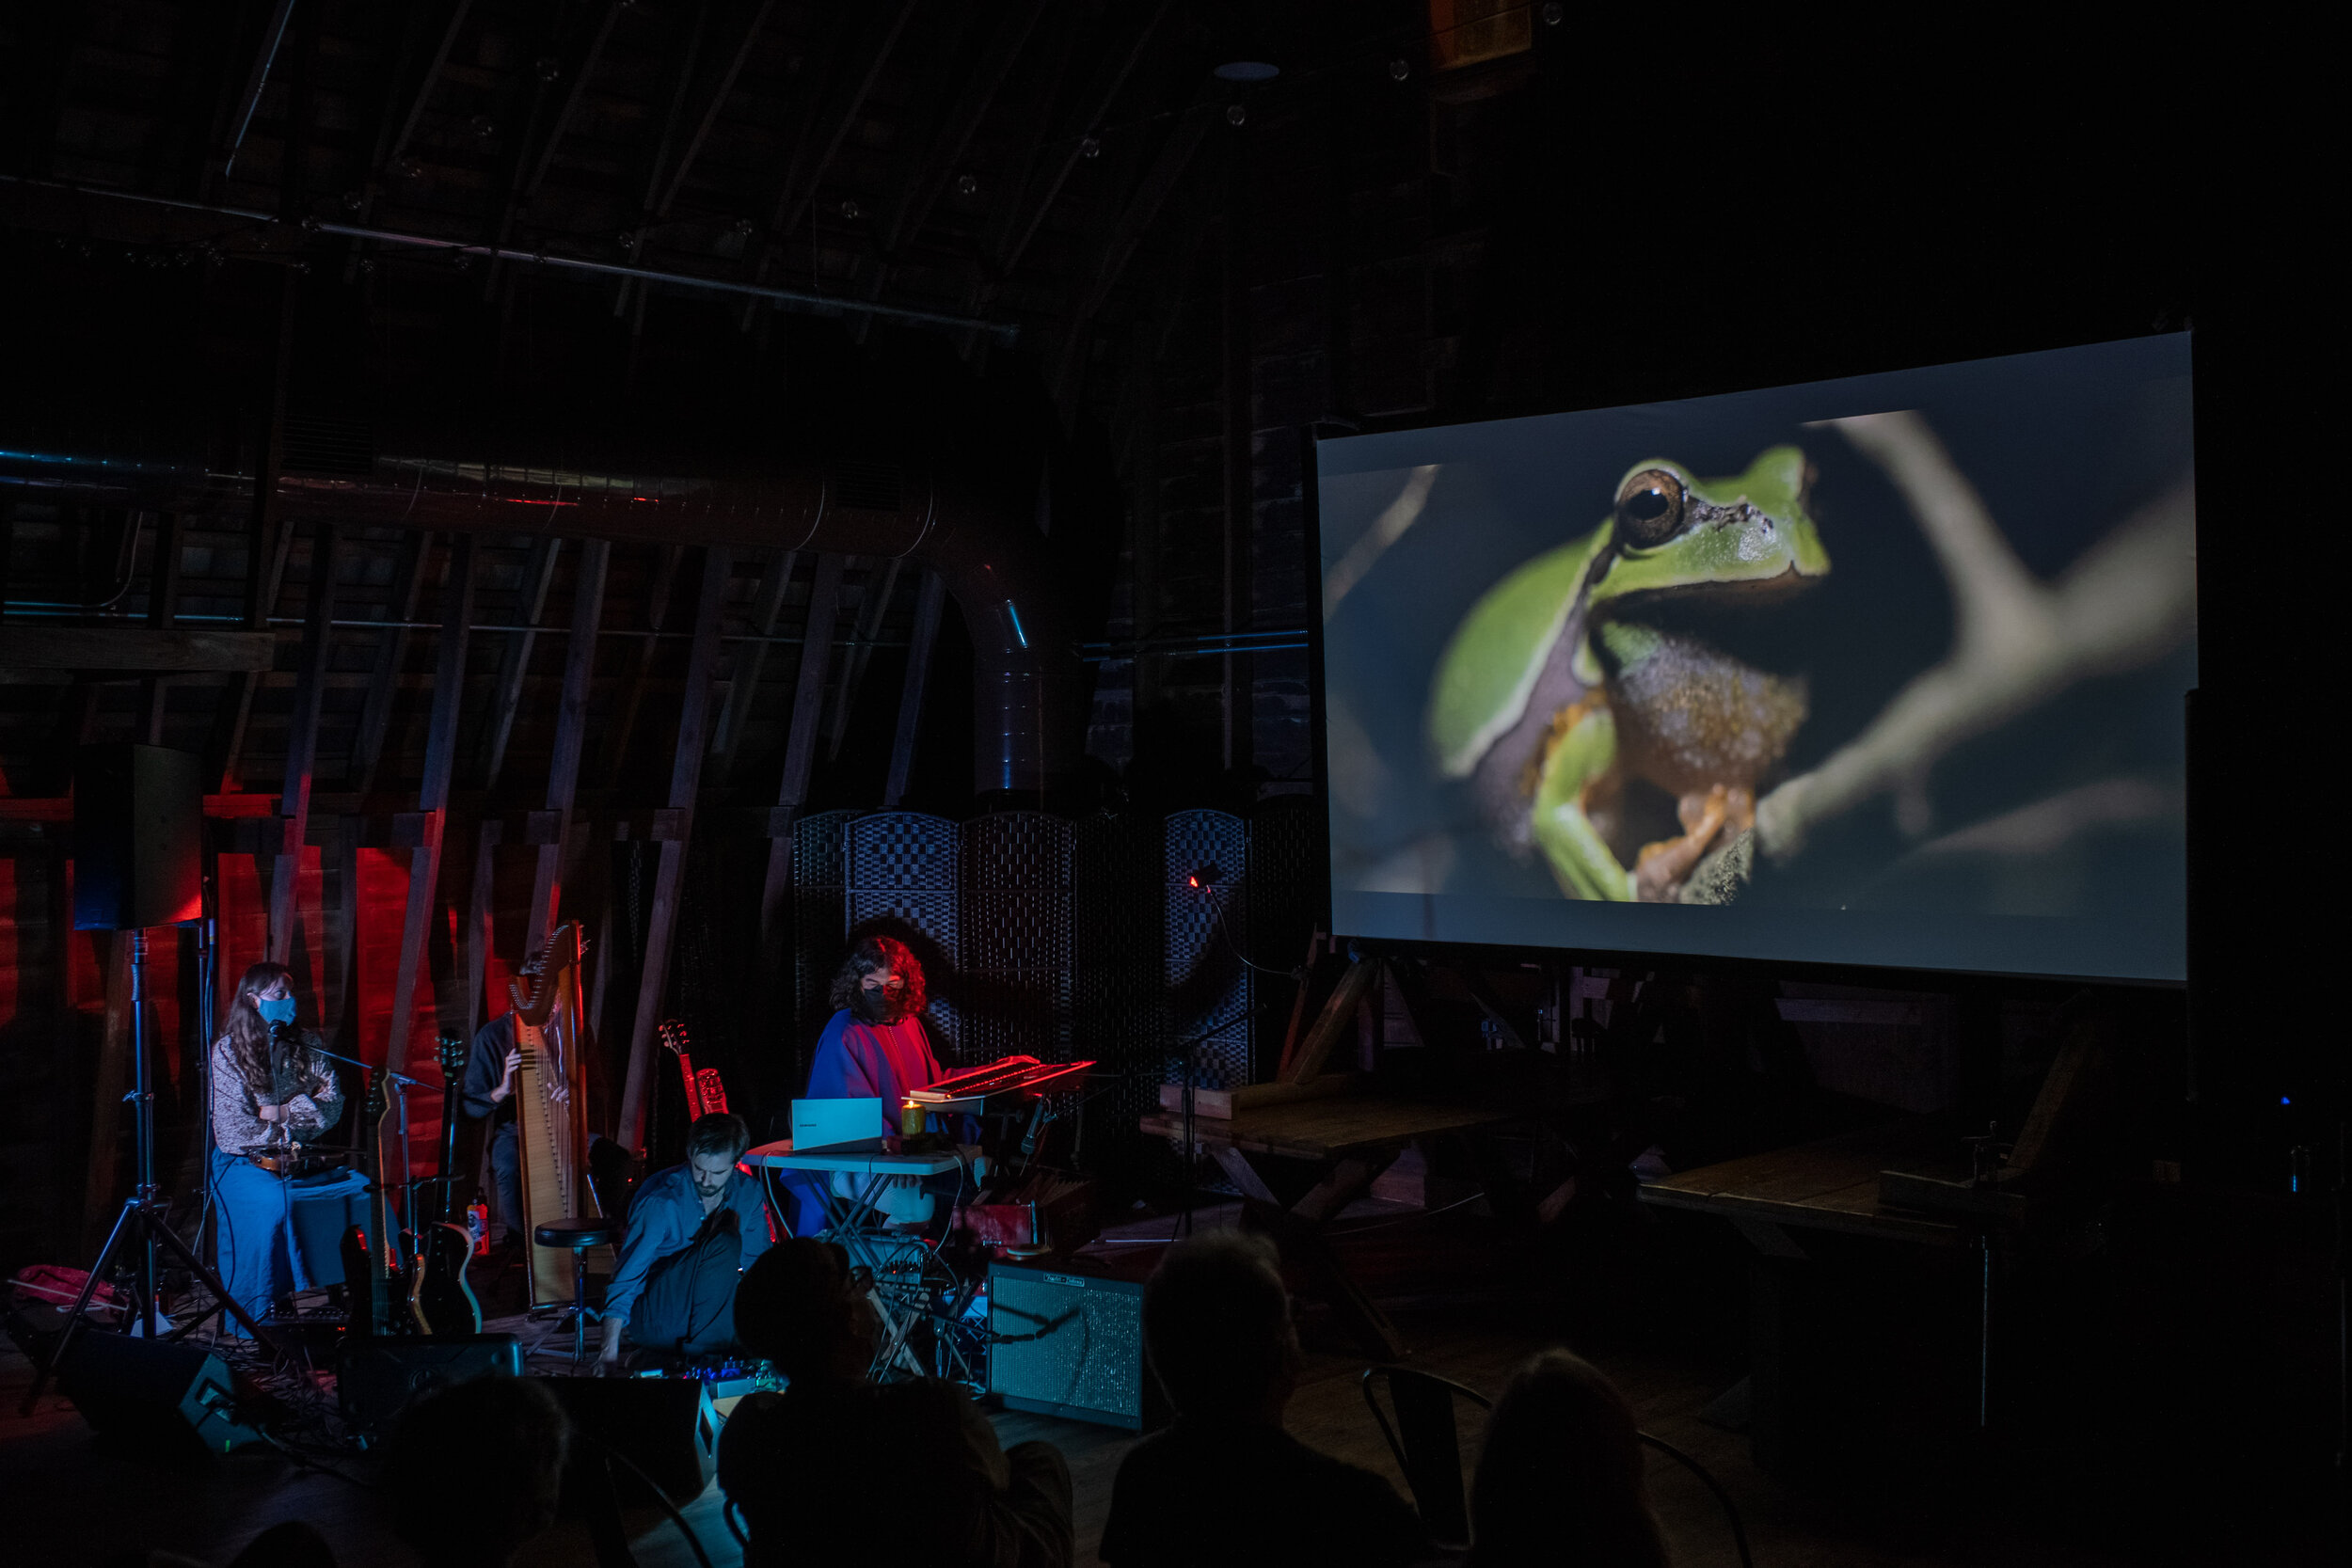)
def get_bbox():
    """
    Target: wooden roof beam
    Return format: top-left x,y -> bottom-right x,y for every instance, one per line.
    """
483,0 -> 628,291
851,0 -> 1042,332
1050,95 -> 1219,404
745,0 -> 918,290
995,0 -> 1174,282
